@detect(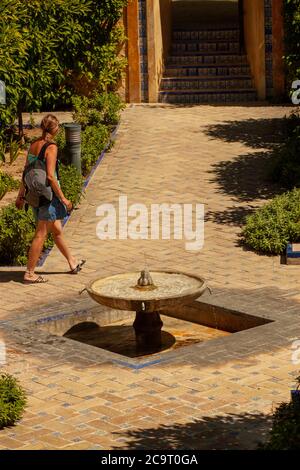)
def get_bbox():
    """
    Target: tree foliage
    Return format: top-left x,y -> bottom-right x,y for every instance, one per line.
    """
284,0 -> 300,89
0,0 -> 127,142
